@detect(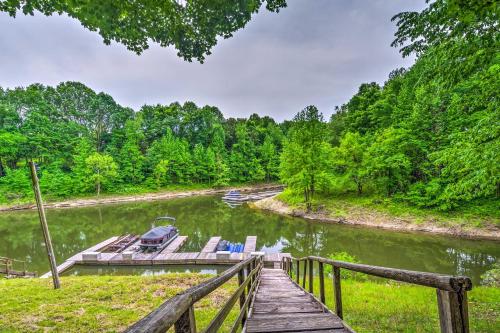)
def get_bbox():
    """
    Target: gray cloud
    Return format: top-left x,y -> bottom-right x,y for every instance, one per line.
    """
0,0 -> 425,121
